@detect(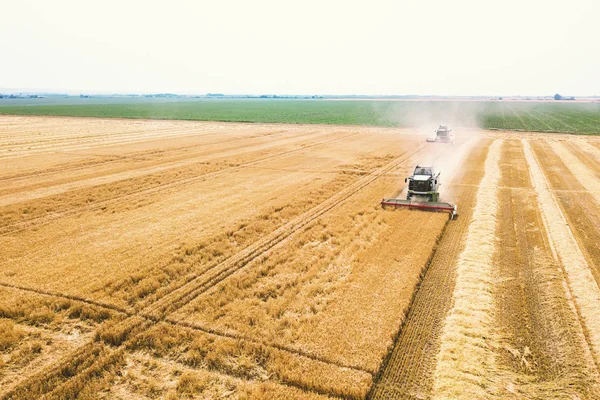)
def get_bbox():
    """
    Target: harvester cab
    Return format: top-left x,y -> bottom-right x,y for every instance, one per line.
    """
381,165 -> 457,219
426,125 -> 454,144
406,166 -> 440,202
